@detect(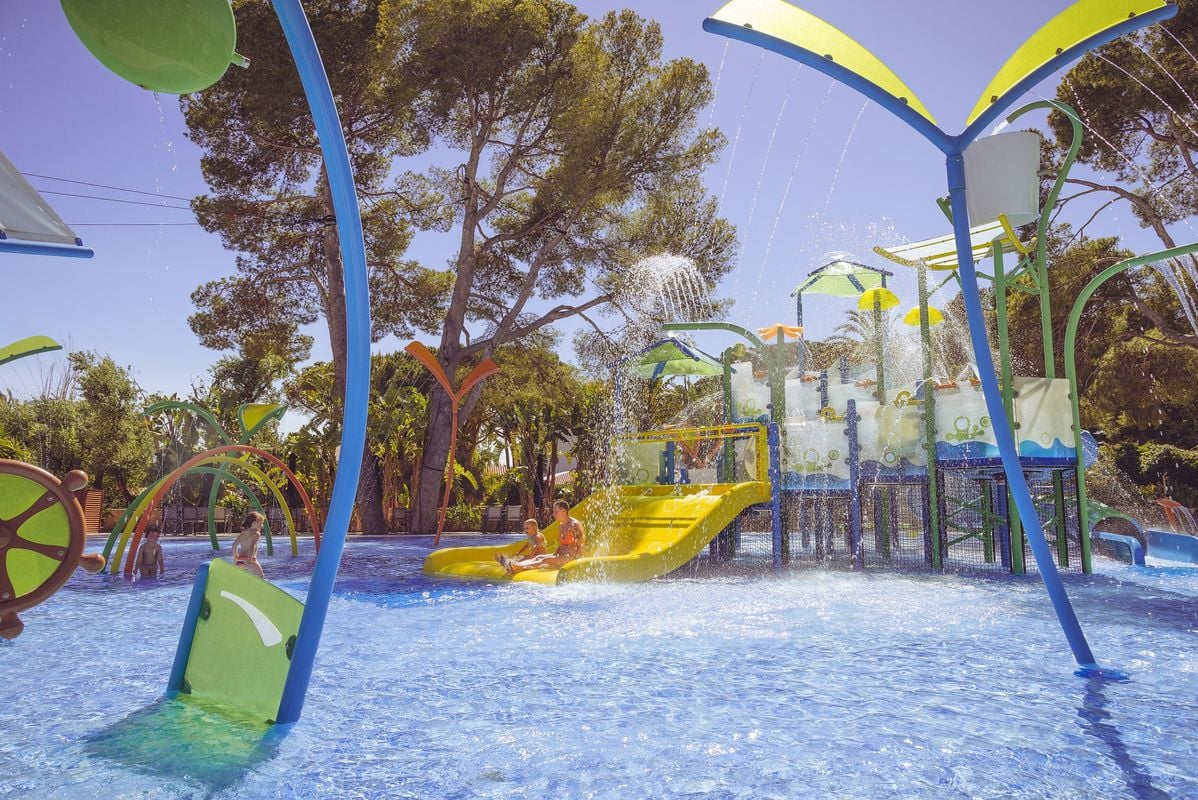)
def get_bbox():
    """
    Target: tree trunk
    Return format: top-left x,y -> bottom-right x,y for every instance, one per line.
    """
411,388 -> 454,534
318,171 -> 387,535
